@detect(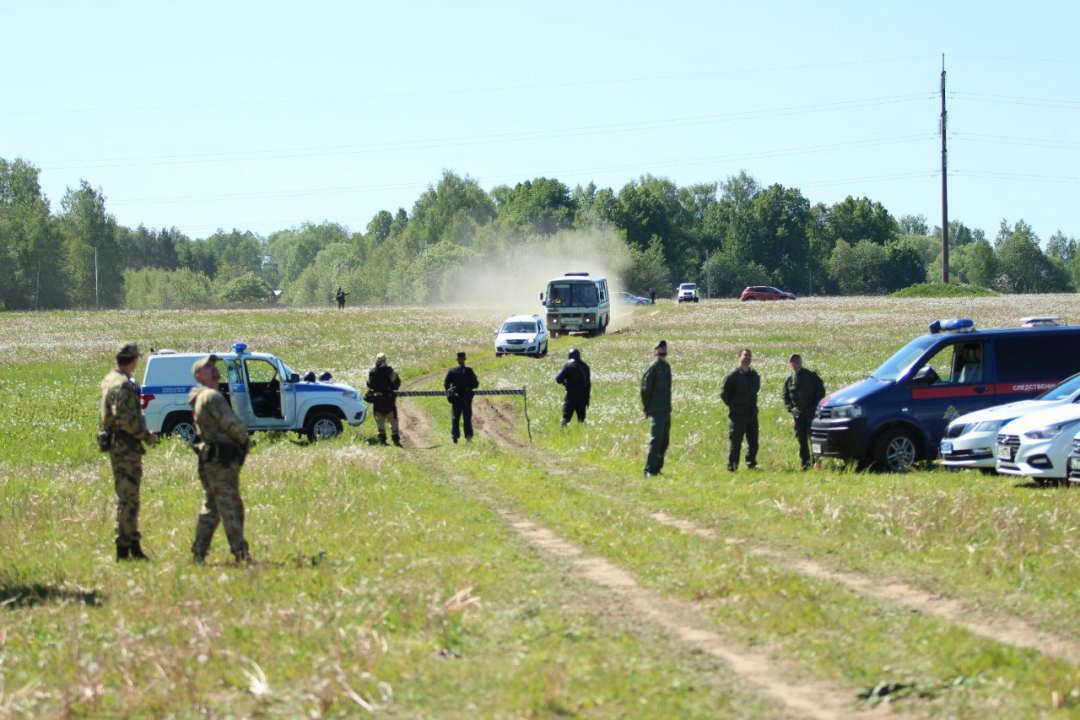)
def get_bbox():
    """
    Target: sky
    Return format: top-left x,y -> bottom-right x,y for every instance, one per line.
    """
3,1 -> 1078,243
